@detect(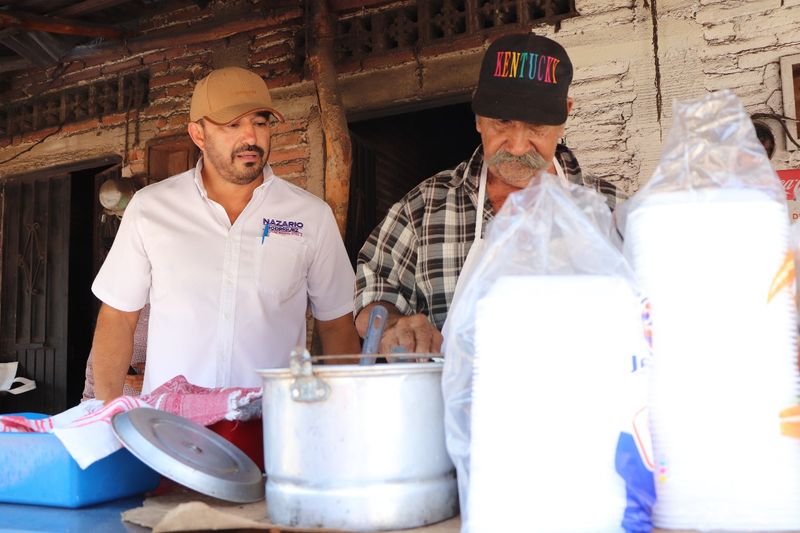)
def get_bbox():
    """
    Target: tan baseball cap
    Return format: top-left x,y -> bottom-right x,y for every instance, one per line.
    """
190,66 -> 285,124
